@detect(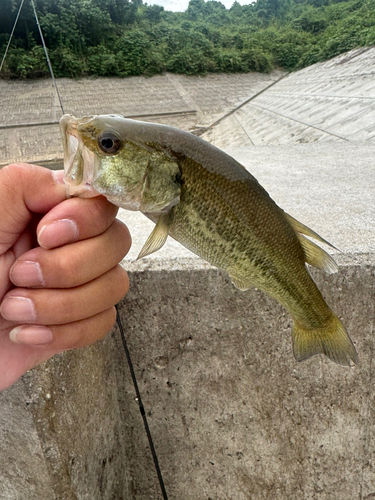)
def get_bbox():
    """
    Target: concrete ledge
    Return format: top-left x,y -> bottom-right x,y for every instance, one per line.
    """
1,259 -> 374,499
115,261 -> 375,499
